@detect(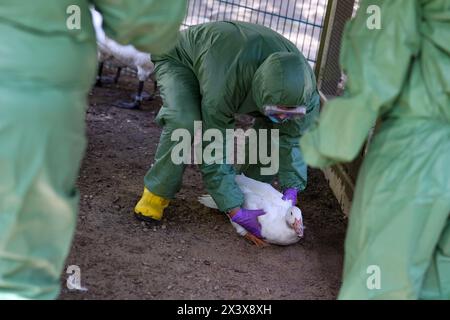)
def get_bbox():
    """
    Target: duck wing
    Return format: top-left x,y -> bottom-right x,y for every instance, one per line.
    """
235,174 -> 283,203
